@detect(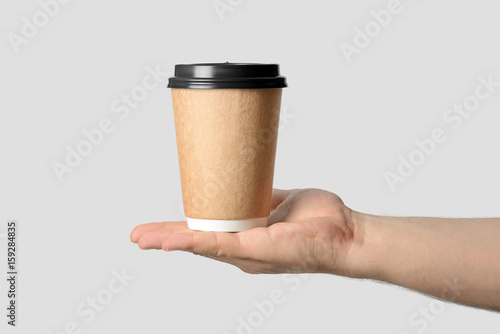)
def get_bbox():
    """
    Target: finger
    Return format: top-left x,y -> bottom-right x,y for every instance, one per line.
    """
130,221 -> 187,243
268,208 -> 291,226
270,188 -> 295,211
130,223 -> 164,243
269,191 -> 299,225
162,229 -> 263,259
137,230 -> 176,250
162,226 -> 274,261
162,231 -> 241,257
